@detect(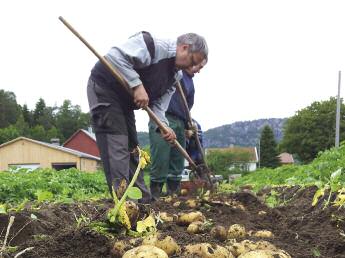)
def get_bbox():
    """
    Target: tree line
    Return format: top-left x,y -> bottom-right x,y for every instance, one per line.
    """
1,89 -> 343,166
0,89 -> 90,145
259,97 -> 345,166
206,96 -> 345,175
